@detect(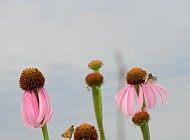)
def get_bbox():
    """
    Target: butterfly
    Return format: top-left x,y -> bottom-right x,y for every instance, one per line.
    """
144,73 -> 157,84
61,125 -> 75,139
